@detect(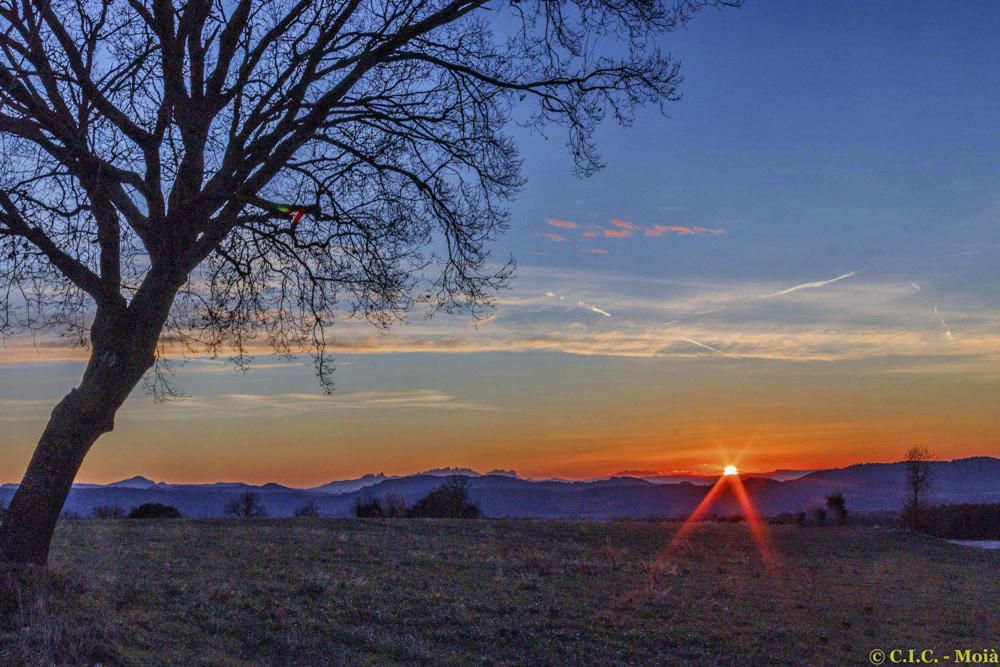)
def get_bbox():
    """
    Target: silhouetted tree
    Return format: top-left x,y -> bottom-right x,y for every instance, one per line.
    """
294,500 -> 321,518
90,505 -> 126,520
354,496 -> 385,518
408,476 -> 481,518
225,492 -> 268,519
382,494 -> 409,518
353,493 -> 409,518
902,447 -> 933,530
0,0 -> 738,564
128,503 -> 182,519
812,507 -> 827,527
826,493 -> 847,525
